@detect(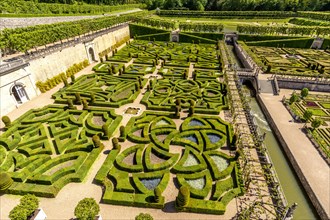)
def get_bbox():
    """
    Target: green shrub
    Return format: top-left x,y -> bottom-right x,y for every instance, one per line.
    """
112,137 -> 120,149
1,116 -> 11,128
135,213 -> 153,220
176,186 -> 190,208
119,125 -> 126,142
75,93 -> 82,105
9,194 -> 39,220
74,198 -> 100,220
154,186 -> 162,203
0,172 -> 13,191
9,205 -> 29,220
92,134 -> 103,148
